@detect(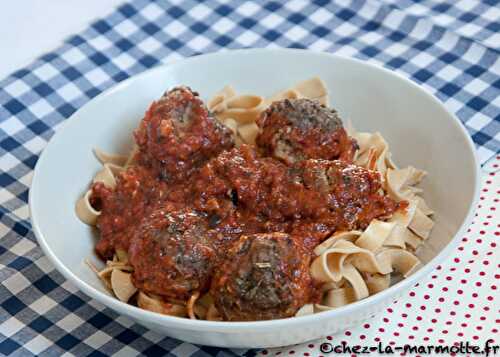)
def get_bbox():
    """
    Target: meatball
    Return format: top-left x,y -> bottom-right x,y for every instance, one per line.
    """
211,233 -> 312,321
128,209 -> 215,300
134,86 -> 234,182
256,99 -> 357,164
290,159 -> 399,230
